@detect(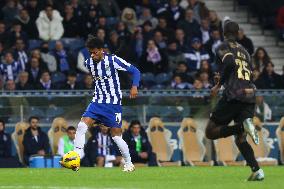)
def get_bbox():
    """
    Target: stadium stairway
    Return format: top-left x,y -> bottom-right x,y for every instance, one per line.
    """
205,0 -> 284,74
